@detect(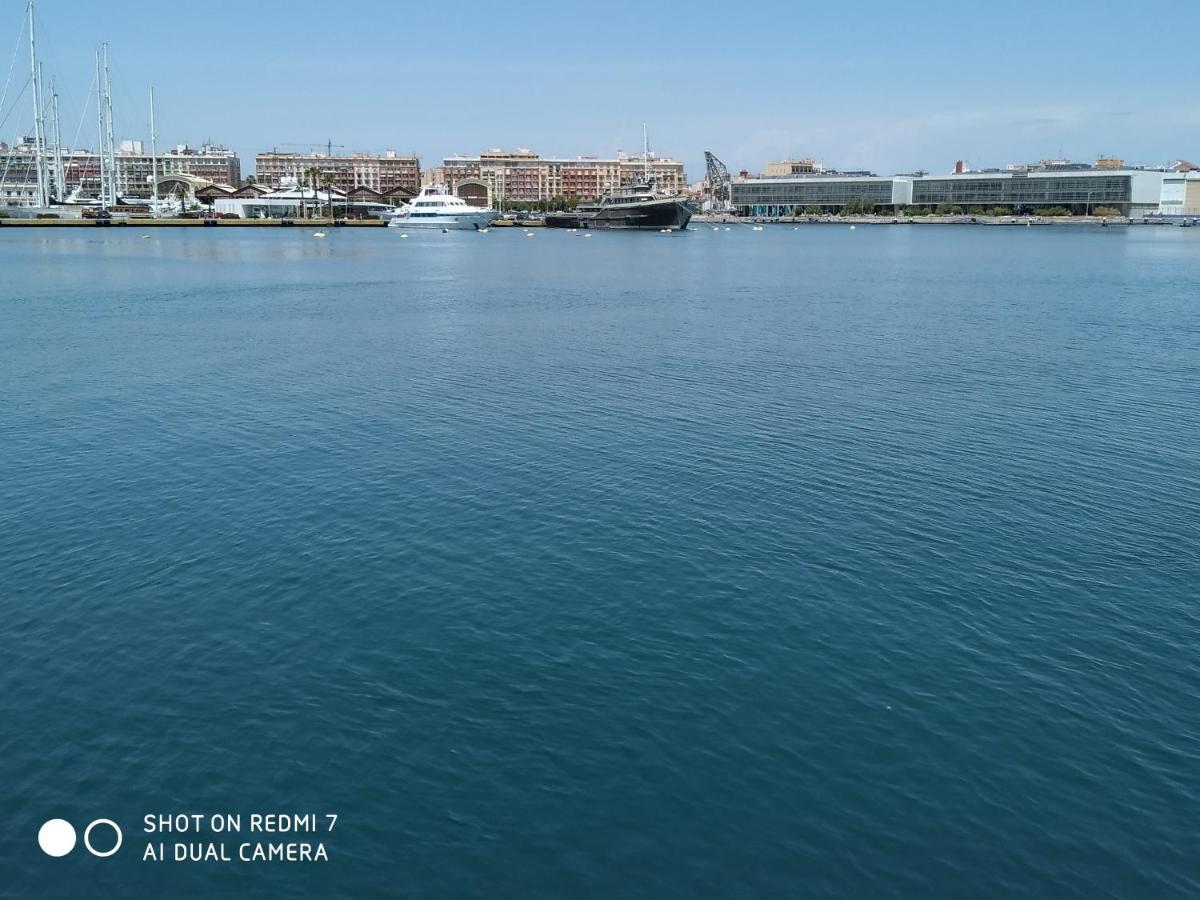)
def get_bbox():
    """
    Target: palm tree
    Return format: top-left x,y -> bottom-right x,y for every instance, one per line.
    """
300,166 -> 322,219
320,173 -> 337,221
